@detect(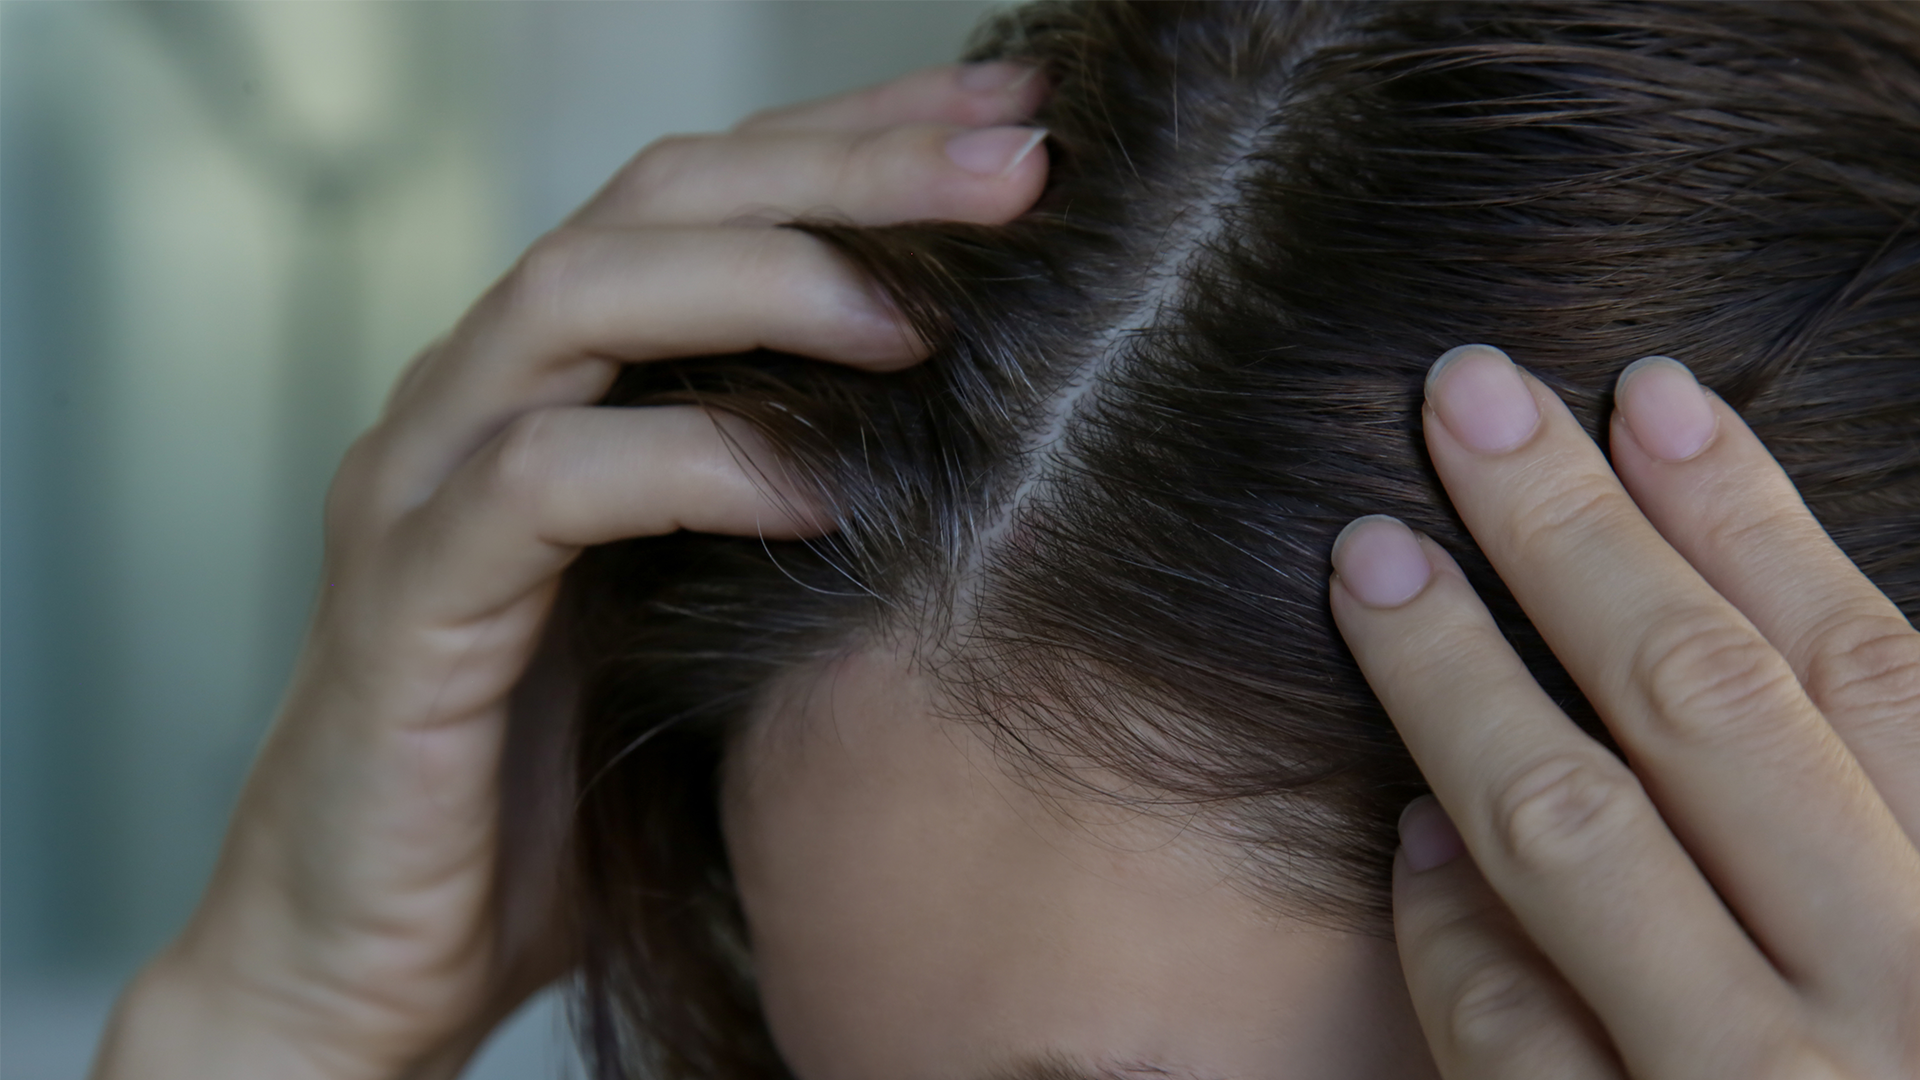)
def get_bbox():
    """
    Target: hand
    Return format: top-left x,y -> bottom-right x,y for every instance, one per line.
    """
1330,345 -> 1919,1078
92,62 -> 1049,1080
